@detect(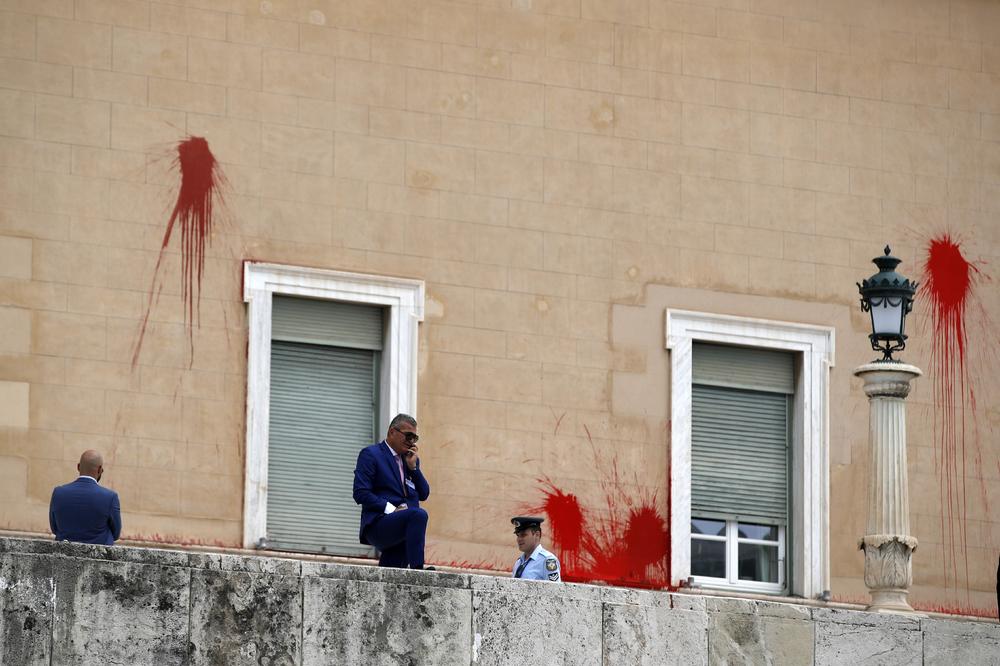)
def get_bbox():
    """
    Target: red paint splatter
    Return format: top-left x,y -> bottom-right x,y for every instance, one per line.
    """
539,485 -> 585,555
829,594 -> 997,619
132,136 -> 223,366
625,506 -> 669,573
530,453 -> 672,590
426,558 -> 507,572
921,234 -> 986,594
124,532 -> 232,549
911,601 -> 999,619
